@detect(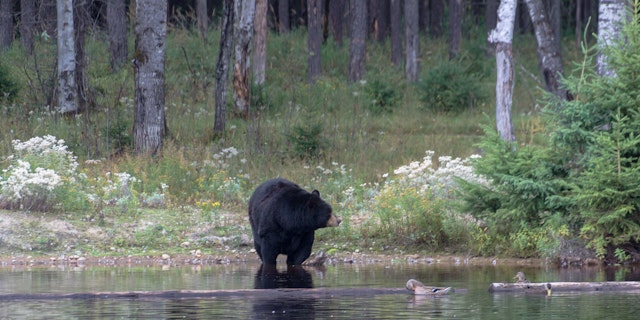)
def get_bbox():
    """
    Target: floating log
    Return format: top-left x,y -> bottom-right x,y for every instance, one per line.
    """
0,287 -> 410,301
488,281 -> 640,294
